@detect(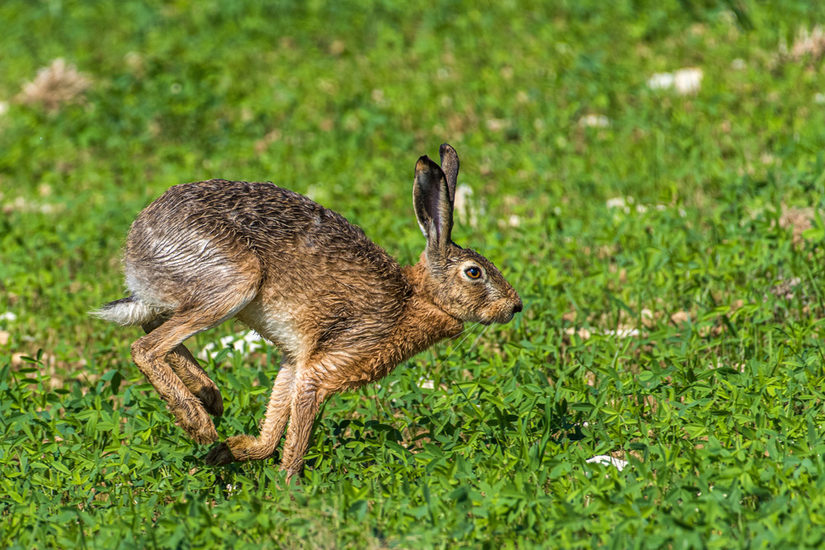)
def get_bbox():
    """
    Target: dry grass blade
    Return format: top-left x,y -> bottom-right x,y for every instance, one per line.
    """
17,58 -> 92,112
